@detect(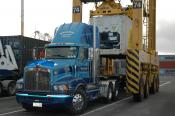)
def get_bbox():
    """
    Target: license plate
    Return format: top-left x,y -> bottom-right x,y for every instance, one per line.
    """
33,102 -> 42,107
